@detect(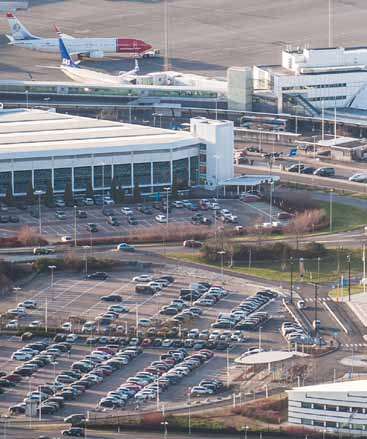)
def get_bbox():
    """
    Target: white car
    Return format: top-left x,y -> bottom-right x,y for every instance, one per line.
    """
103,196 -> 115,205
121,207 -> 133,215
83,198 -> 94,206
182,200 -> 191,208
138,318 -> 152,327
208,202 -> 220,210
155,214 -> 167,223
190,386 -> 214,396
61,322 -> 72,332
5,319 -> 18,329
108,305 -> 129,313
19,300 -> 37,309
148,281 -> 162,291
349,173 -> 367,183
242,347 -> 264,357
28,320 -> 41,328
172,201 -> 184,208
66,333 -> 78,343
132,274 -> 153,282
61,235 -> 72,242
221,209 -> 232,218
11,352 -> 32,361
227,214 -> 239,223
